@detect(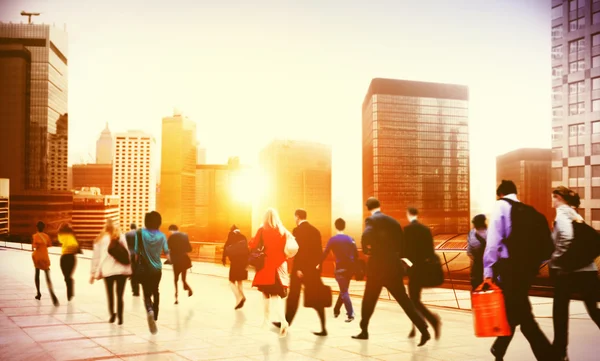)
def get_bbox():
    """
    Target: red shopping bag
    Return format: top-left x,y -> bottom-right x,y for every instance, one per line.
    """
471,281 -> 512,337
